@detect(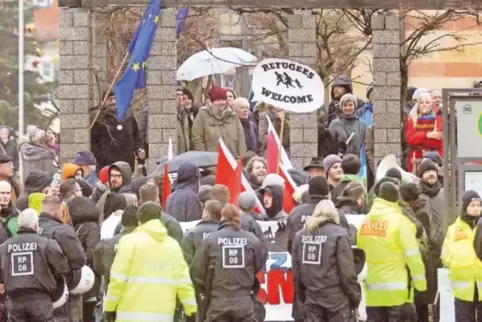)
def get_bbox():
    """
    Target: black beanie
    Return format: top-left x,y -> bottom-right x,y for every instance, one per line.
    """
418,159 -> 438,178
385,168 -> 402,181
399,183 -> 421,202
379,182 -> 399,203
308,176 -> 329,197
462,190 -> 481,212
374,177 -> 399,197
